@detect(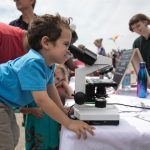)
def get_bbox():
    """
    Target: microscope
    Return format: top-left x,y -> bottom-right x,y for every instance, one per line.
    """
69,45 -> 120,125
